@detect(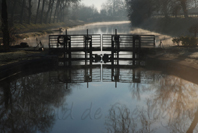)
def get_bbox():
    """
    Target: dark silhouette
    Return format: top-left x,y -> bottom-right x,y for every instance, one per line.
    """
1,0 -> 10,51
